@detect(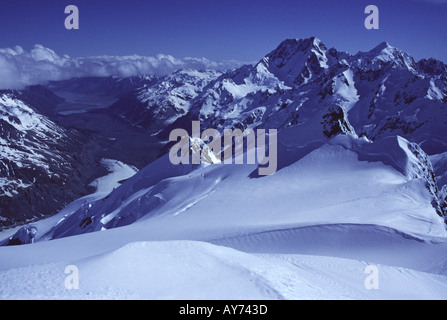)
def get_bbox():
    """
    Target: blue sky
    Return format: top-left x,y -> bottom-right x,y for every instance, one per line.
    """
0,0 -> 446,62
